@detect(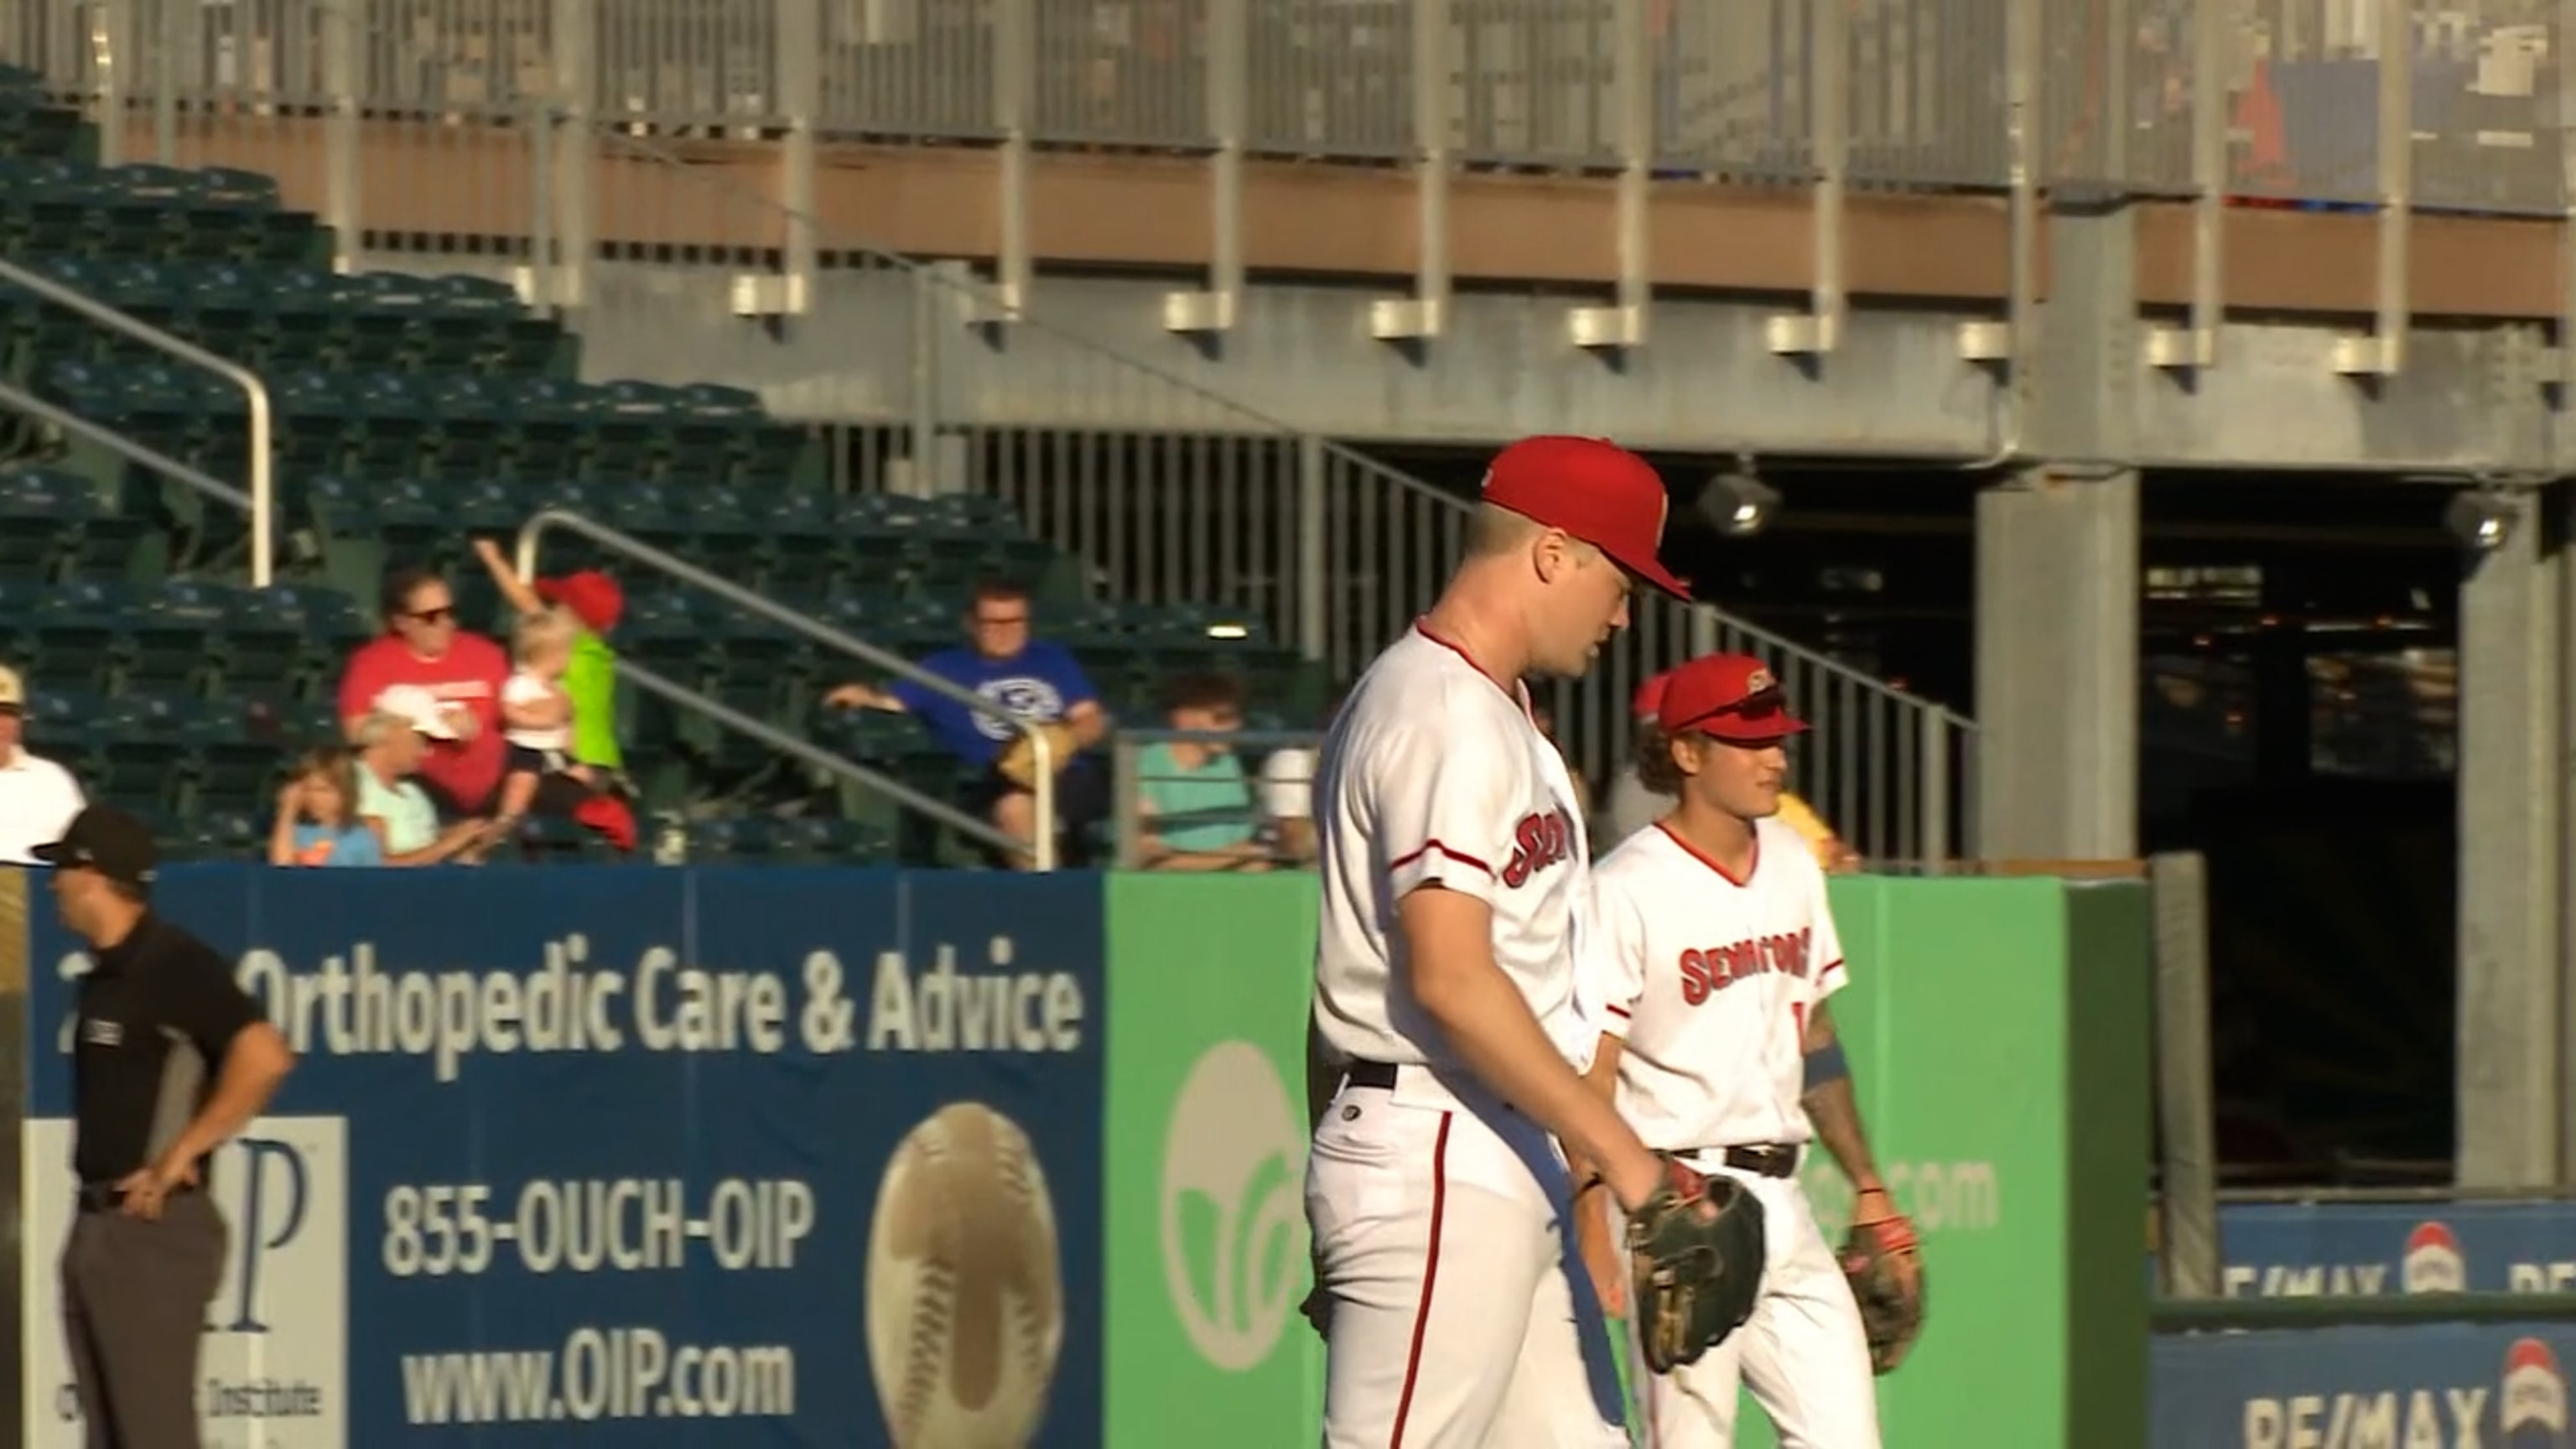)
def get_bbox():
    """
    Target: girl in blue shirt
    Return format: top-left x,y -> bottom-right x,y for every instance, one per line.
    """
267,745 -> 387,868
